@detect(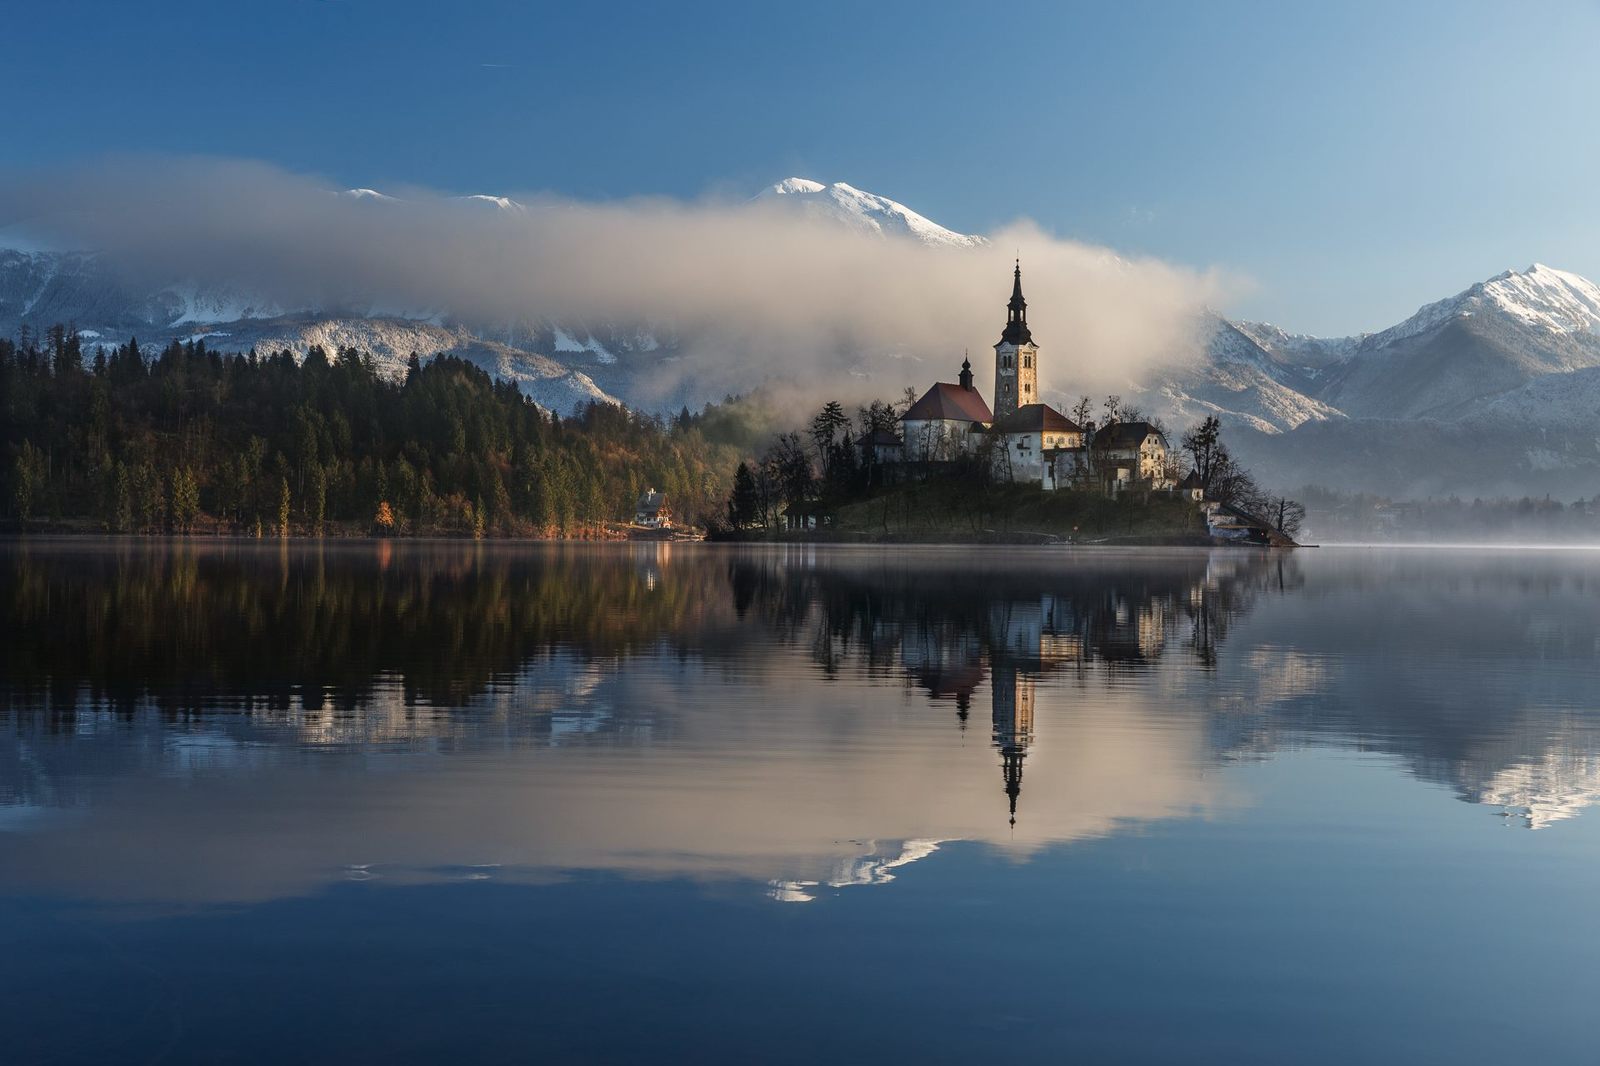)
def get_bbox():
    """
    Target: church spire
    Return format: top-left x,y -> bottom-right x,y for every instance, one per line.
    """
958,349 -> 973,390
999,259 -> 1033,346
